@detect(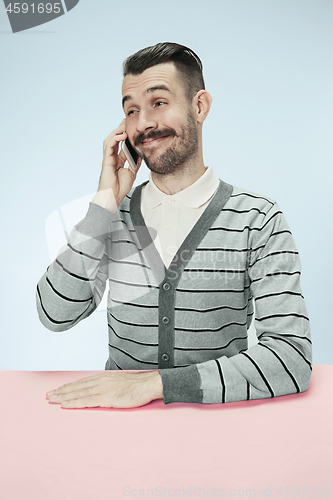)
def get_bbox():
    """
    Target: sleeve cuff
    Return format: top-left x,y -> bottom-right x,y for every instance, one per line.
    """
74,202 -> 117,242
158,364 -> 203,404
